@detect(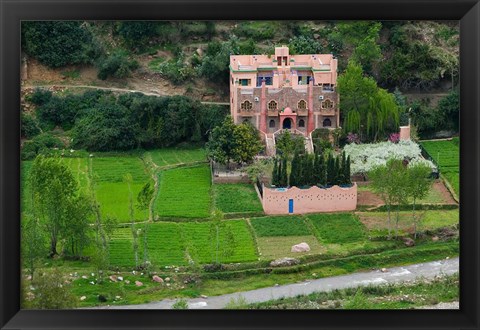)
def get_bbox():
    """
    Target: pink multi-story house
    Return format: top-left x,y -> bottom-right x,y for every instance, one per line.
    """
229,46 -> 340,151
